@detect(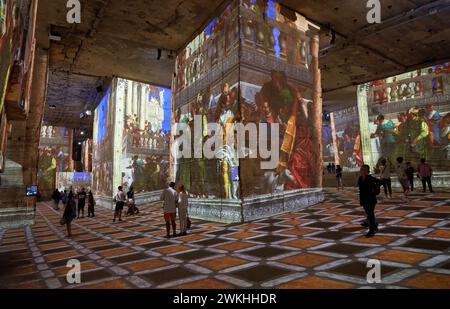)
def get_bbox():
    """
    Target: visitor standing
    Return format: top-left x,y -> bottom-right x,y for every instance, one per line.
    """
417,158 -> 434,193
52,189 -> 61,210
336,165 -> 344,190
178,185 -> 189,236
61,190 -> 68,208
396,157 -> 410,202
77,187 -> 87,219
406,162 -> 416,192
87,191 -> 96,217
379,159 -> 392,199
126,186 -> 139,216
113,186 -> 126,222
62,192 -> 77,237
358,165 -> 381,237
160,182 -> 178,238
